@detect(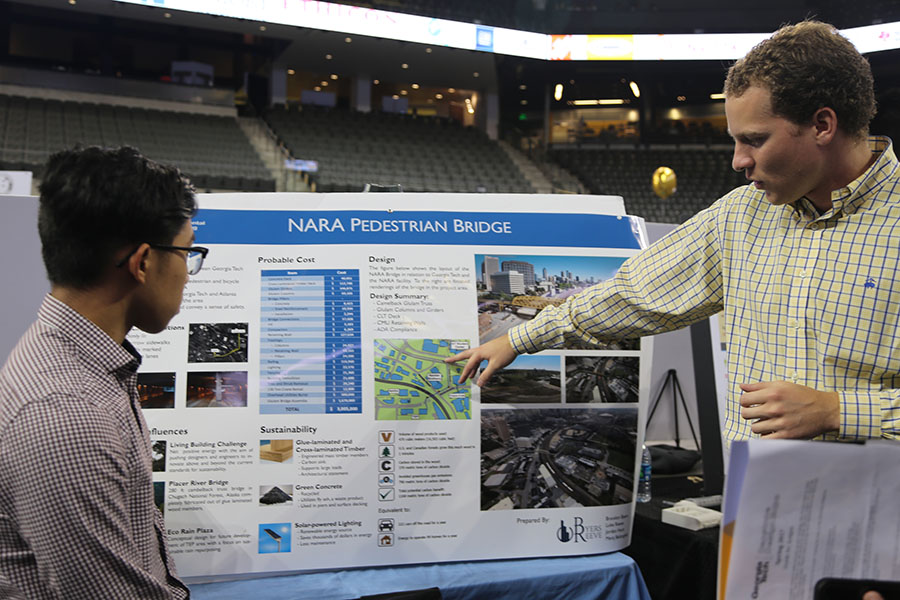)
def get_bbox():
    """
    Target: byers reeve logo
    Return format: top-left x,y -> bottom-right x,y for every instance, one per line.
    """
556,517 -> 586,543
